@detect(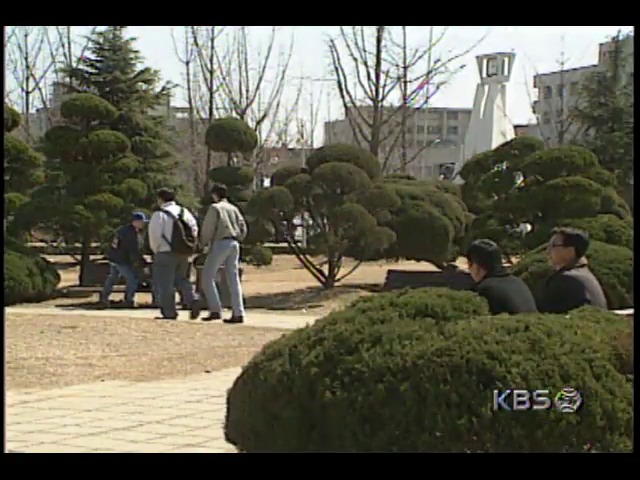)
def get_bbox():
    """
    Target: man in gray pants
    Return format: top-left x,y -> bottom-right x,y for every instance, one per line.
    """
200,183 -> 247,323
148,188 -> 201,320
